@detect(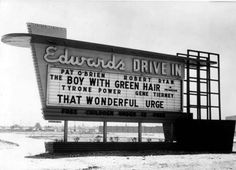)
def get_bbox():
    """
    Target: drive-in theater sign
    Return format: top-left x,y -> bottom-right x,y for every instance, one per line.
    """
2,23 -> 235,153
26,24 -> 184,122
